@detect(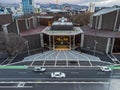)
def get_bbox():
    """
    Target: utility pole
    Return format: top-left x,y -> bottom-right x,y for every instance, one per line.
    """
93,40 -> 98,56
